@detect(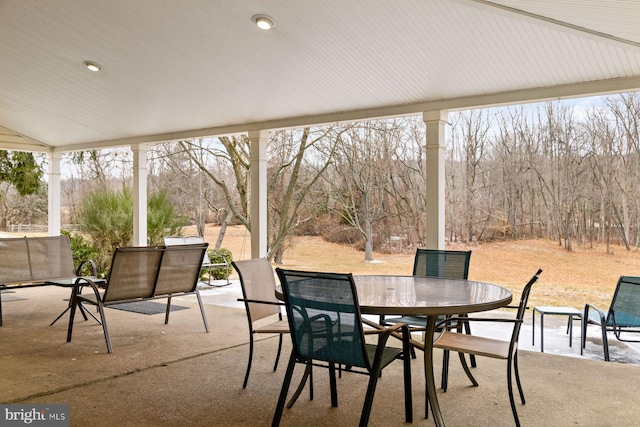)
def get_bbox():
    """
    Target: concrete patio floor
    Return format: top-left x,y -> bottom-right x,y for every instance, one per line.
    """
1,281 -> 640,426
